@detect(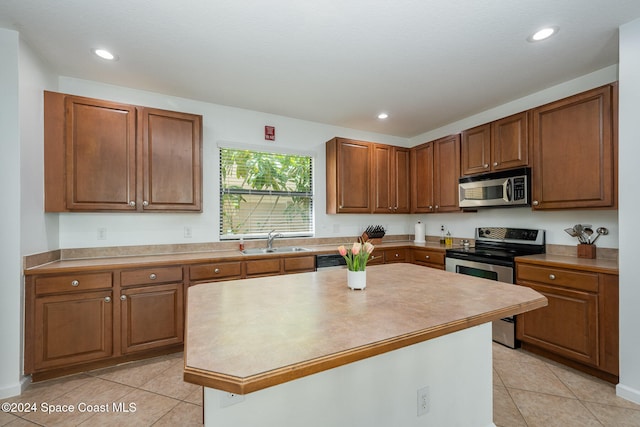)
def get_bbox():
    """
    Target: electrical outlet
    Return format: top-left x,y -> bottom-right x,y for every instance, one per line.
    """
220,392 -> 245,408
97,227 -> 107,240
184,226 -> 192,238
417,385 -> 430,416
